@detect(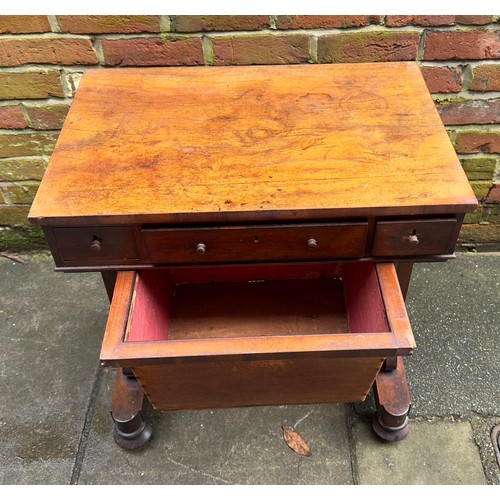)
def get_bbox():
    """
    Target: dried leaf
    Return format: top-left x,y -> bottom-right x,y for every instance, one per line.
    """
0,252 -> 27,264
282,427 -> 312,457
